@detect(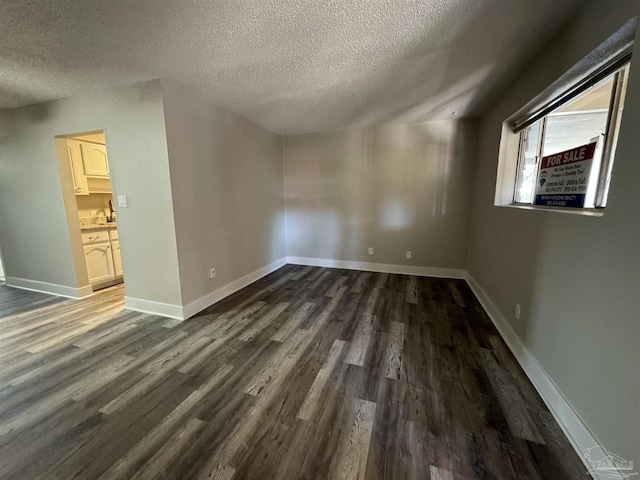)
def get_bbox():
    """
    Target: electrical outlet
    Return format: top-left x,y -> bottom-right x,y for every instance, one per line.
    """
118,195 -> 128,208
209,267 -> 216,279
515,304 -> 521,319
368,247 -> 374,255
406,250 -> 412,259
